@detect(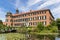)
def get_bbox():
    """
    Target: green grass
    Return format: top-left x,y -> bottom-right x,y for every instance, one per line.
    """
0,33 -> 26,40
